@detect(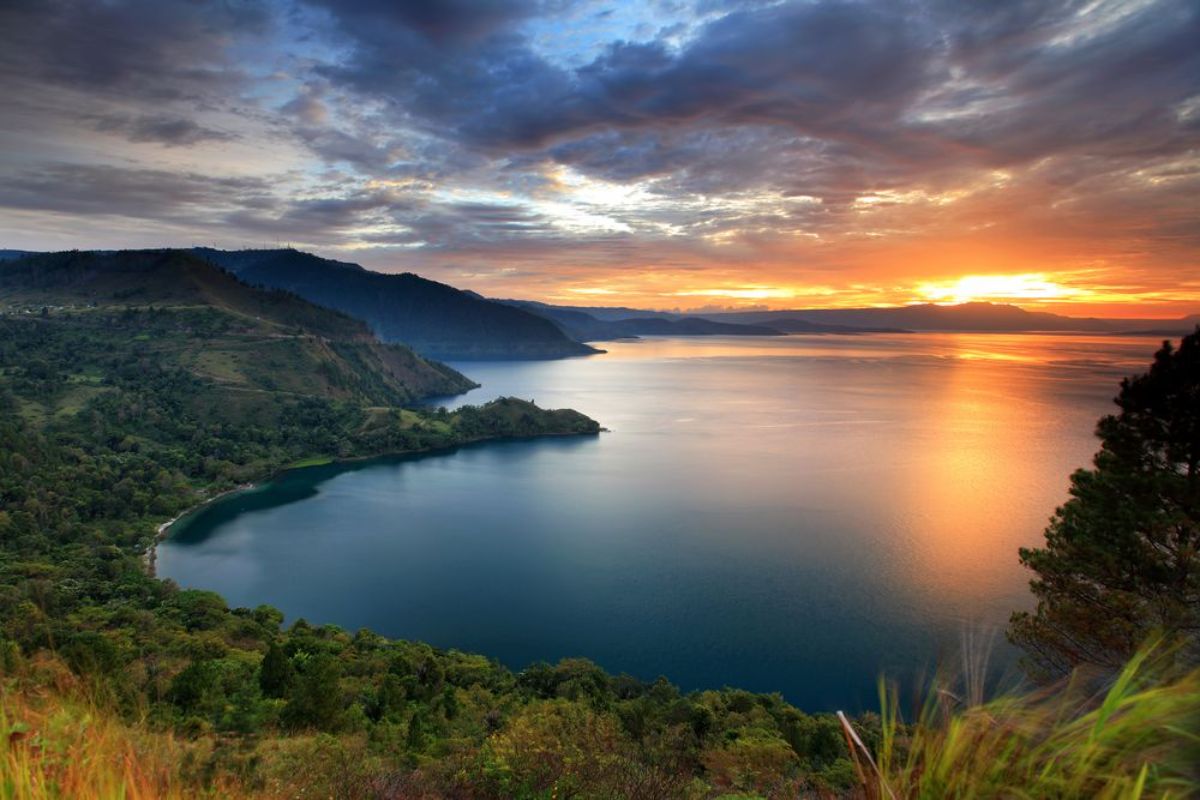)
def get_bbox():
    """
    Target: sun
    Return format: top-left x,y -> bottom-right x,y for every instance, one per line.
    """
915,273 -> 1083,306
